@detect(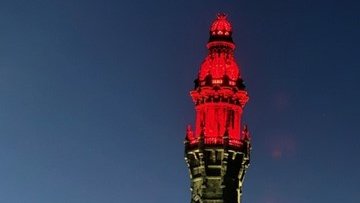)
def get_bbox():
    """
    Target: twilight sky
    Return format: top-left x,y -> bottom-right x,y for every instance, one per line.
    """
0,0 -> 359,203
